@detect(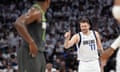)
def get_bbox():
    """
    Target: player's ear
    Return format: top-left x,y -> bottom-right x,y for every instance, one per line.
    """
88,23 -> 91,29
87,23 -> 90,26
89,24 -> 91,28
